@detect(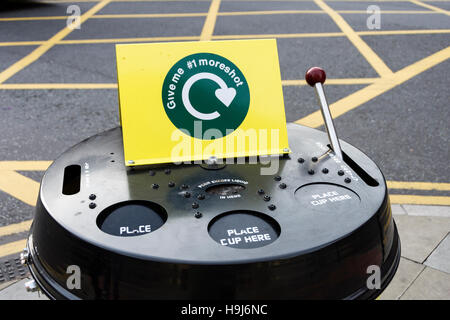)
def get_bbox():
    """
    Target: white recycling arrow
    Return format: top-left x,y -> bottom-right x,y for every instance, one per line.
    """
181,72 -> 236,121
